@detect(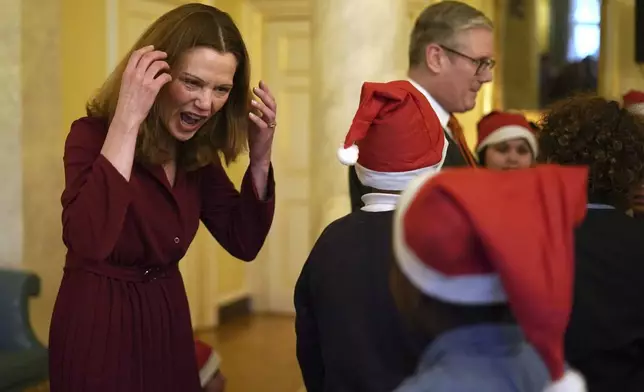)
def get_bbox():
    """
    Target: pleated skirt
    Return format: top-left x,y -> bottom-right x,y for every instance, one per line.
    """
48,268 -> 201,392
